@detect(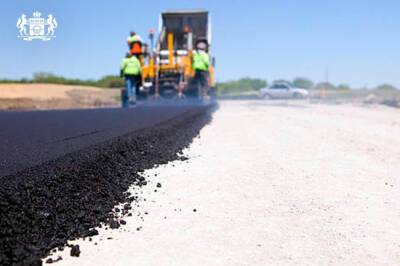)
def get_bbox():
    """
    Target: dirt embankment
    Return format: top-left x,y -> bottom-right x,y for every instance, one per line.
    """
0,84 -> 120,110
